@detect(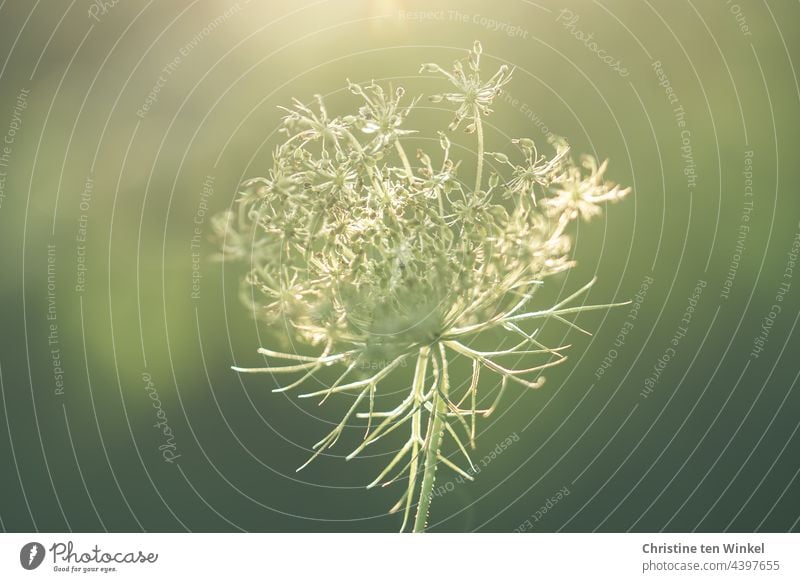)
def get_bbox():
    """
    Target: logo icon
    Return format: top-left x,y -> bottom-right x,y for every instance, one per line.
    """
20,542 -> 45,570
